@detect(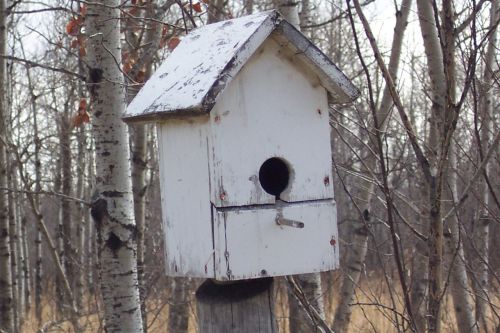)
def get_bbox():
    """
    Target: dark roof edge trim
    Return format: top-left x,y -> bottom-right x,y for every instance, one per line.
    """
276,21 -> 360,103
